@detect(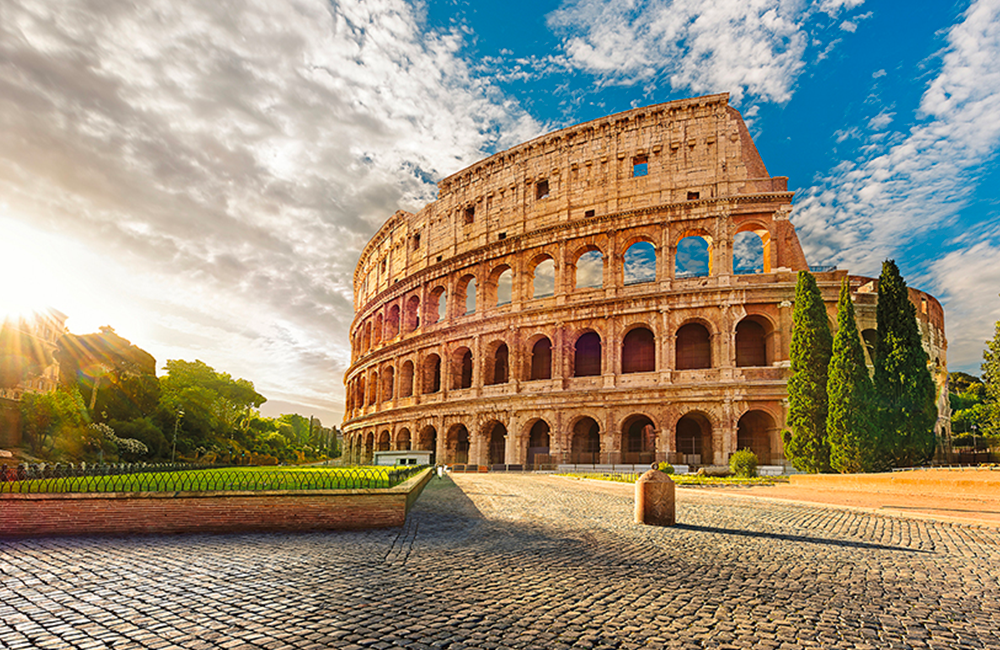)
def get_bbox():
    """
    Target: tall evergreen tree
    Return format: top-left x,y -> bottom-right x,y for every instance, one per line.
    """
873,260 -> 937,467
827,279 -> 880,473
981,309 -> 1000,437
782,270 -> 833,473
